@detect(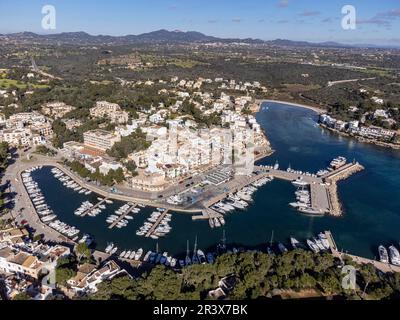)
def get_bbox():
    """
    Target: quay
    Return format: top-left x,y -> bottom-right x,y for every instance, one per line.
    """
254,161 -> 364,216
108,204 -> 138,229
145,209 -> 169,237
13,154 -> 363,219
192,208 -> 223,221
203,172 -> 271,209
80,198 -> 109,217
325,231 -> 400,274
323,162 -> 364,216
